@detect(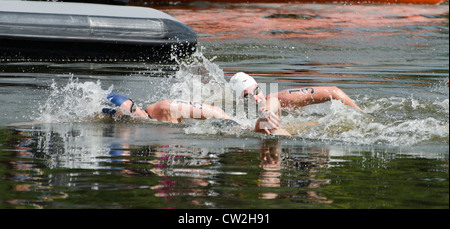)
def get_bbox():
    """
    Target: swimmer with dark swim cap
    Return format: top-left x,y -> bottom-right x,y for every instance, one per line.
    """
102,93 -> 277,134
103,93 -> 233,123
229,72 -> 364,135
